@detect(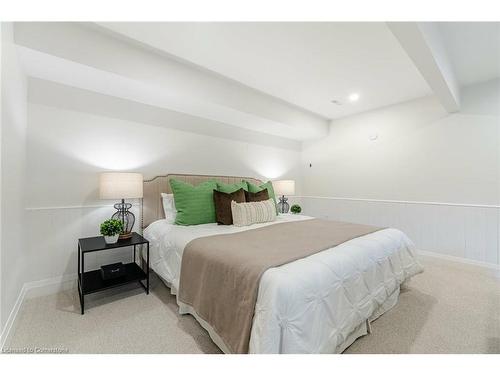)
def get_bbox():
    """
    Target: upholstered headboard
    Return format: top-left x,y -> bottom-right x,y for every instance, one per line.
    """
142,174 -> 263,228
